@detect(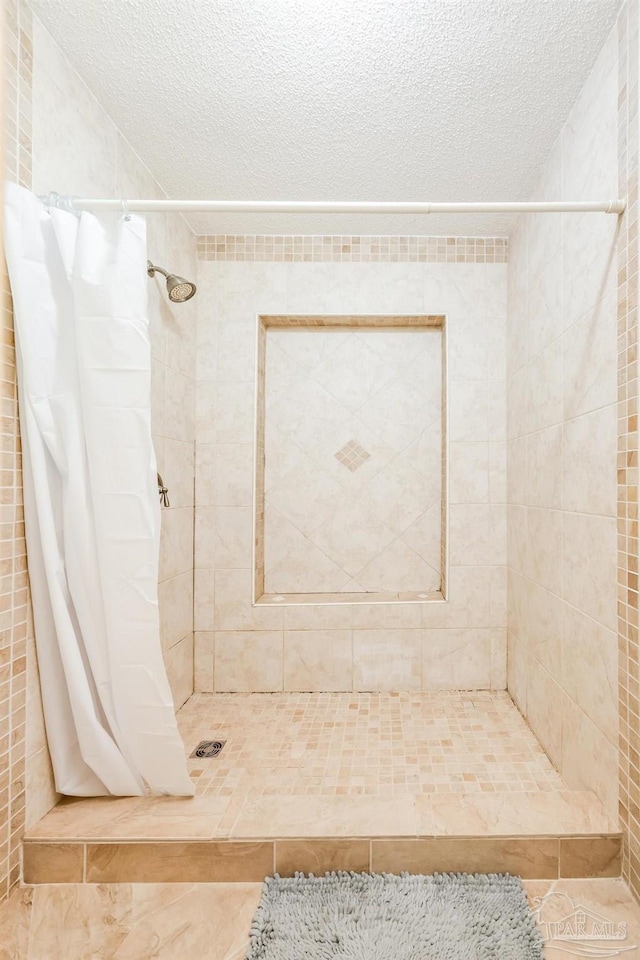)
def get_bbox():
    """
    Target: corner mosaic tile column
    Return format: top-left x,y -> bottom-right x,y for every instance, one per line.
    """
618,0 -> 640,901
1,0 -> 33,900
